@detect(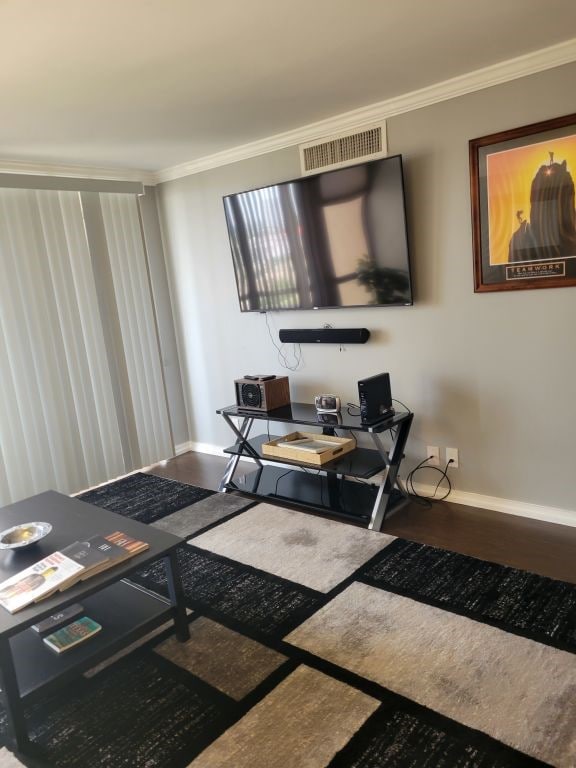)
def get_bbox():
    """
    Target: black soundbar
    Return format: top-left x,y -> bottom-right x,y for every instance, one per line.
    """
279,328 -> 370,344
